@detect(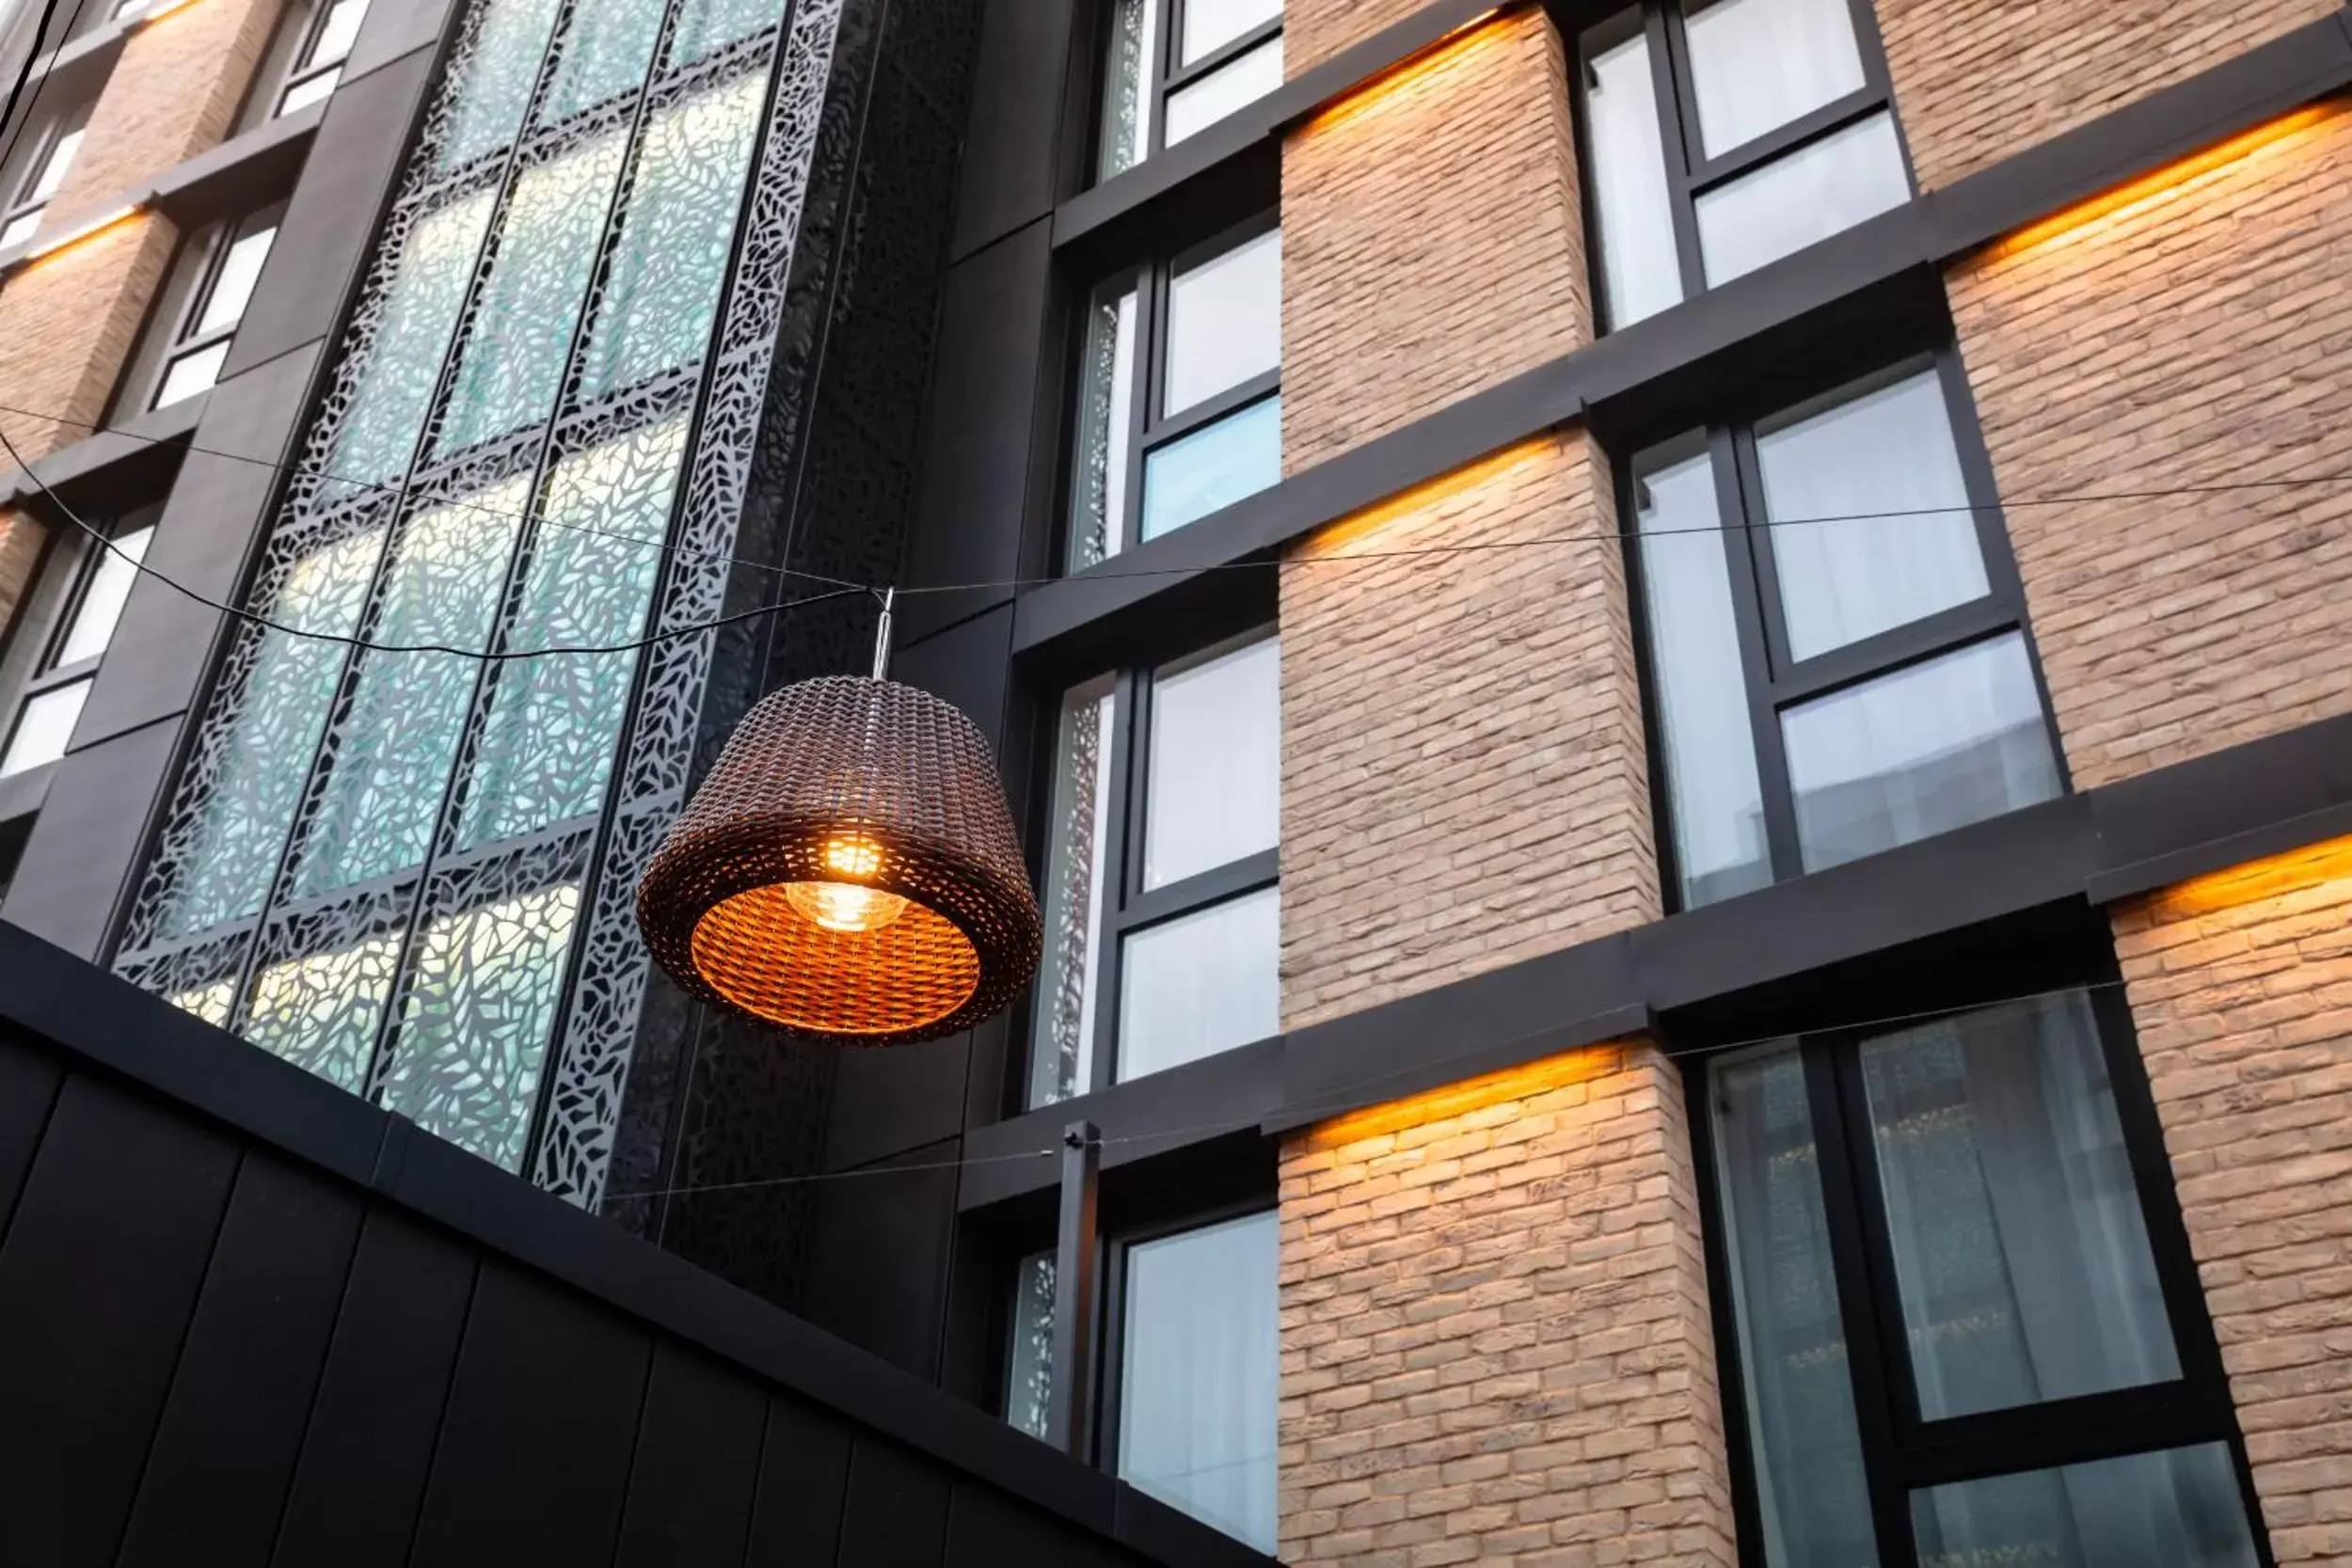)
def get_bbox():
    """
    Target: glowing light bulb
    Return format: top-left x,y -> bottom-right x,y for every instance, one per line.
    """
782,835 -> 905,932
